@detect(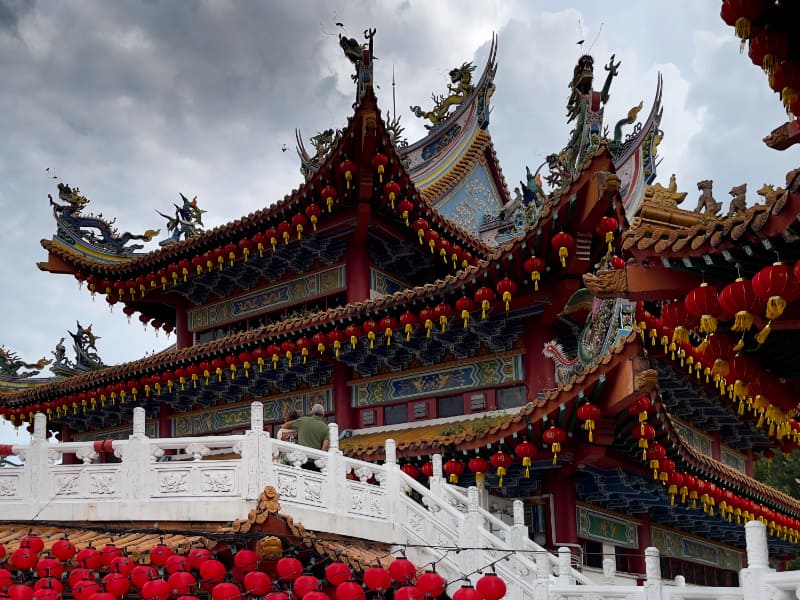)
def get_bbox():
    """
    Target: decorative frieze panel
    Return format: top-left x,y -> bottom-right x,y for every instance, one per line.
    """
672,419 -> 714,457
369,269 -> 408,297
577,506 -> 639,549
273,468 -> 326,508
351,354 -> 523,406
152,465 -> 238,497
347,482 -> 387,518
721,446 -> 746,473
51,467 -> 121,499
0,475 -> 19,497
651,526 -> 743,571
172,390 -> 333,436
188,266 -> 345,331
